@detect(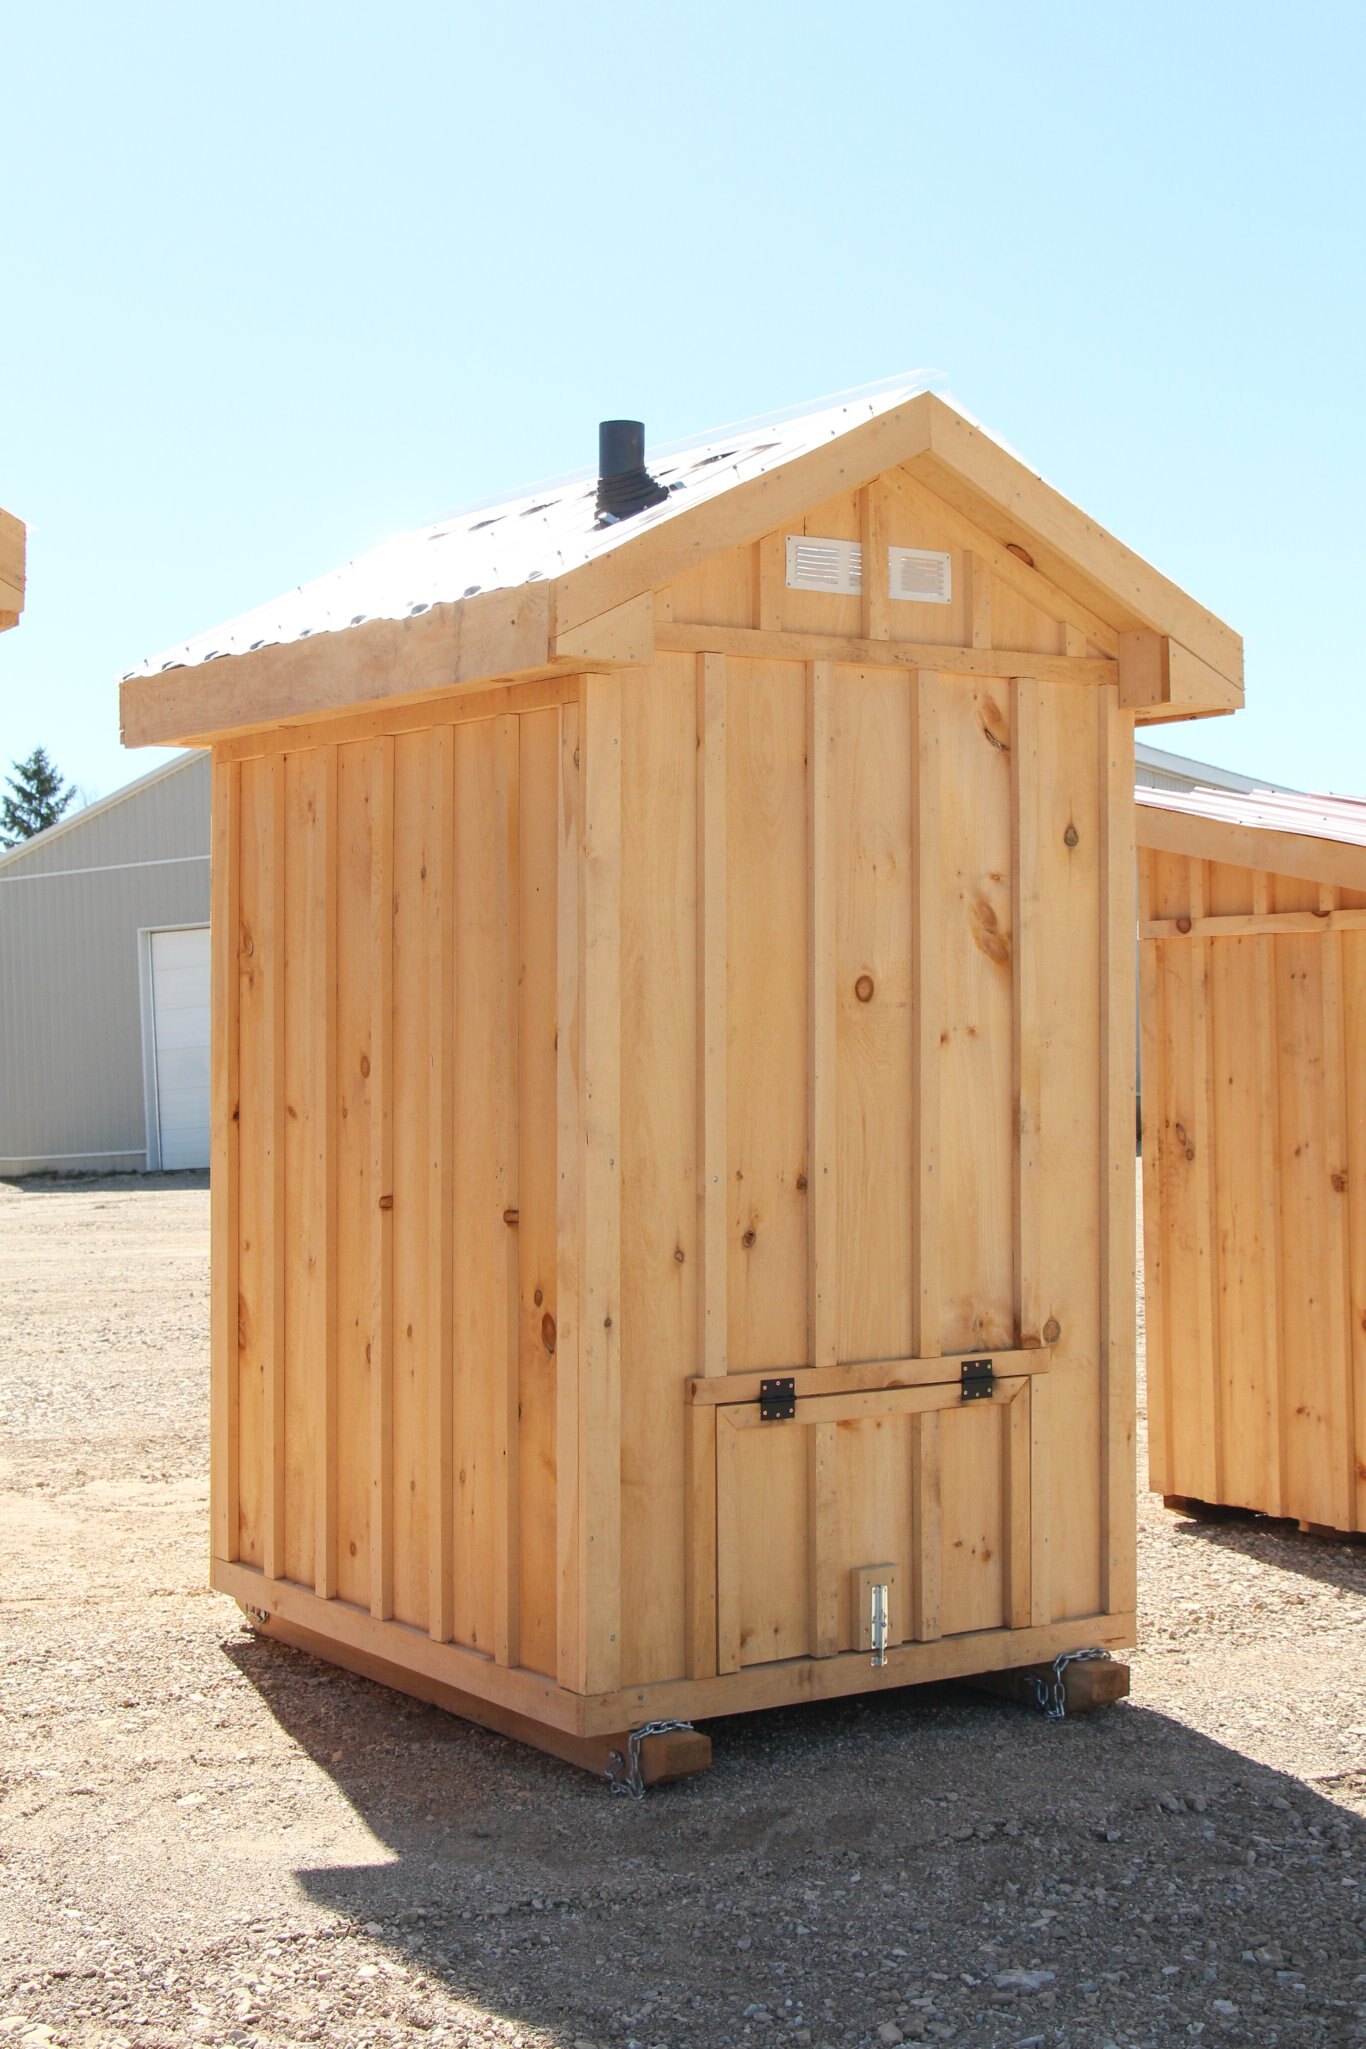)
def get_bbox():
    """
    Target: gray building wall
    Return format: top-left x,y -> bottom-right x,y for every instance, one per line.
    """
0,753 -> 210,1173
